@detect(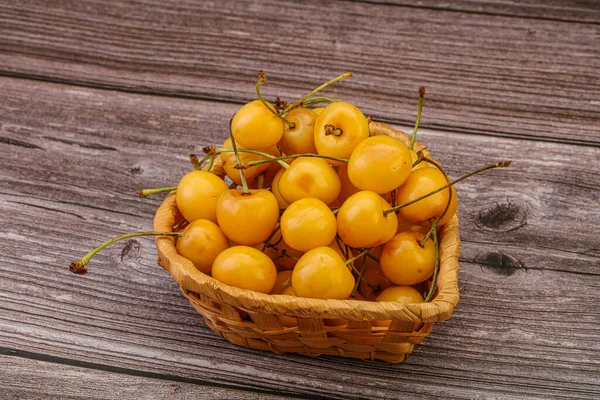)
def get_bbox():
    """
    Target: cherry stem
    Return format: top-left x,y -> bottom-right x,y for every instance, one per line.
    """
211,148 -> 290,169
365,251 -> 380,264
409,86 -> 426,151
281,252 -> 300,262
261,224 -> 280,252
247,152 -> 348,167
324,124 -> 343,136
346,250 -> 378,291
205,155 -> 215,171
256,174 -> 265,189
137,186 -> 177,197
280,72 -> 352,115
301,96 -> 339,106
424,218 -> 439,302
345,249 -> 370,265
229,118 -> 250,194
351,254 -> 367,297
256,71 -> 295,128
69,231 -> 183,275
190,154 -> 207,170
420,156 -> 453,247
383,160 -> 512,216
